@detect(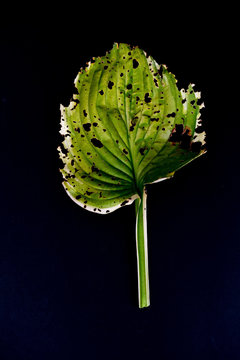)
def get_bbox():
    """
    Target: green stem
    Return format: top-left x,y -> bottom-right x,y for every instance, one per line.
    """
135,186 -> 150,308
